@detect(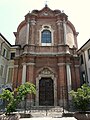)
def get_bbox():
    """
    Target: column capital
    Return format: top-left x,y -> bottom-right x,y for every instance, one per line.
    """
22,62 -> 35,66
22,62 -> 26,66
14,65 -> 18,68
56,20 -> 63,25
74,65 -> 80,67
27,62 -> 35,66
58,63 -> 71,66
31,20 -> 36,25
58,63 -> 66,66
